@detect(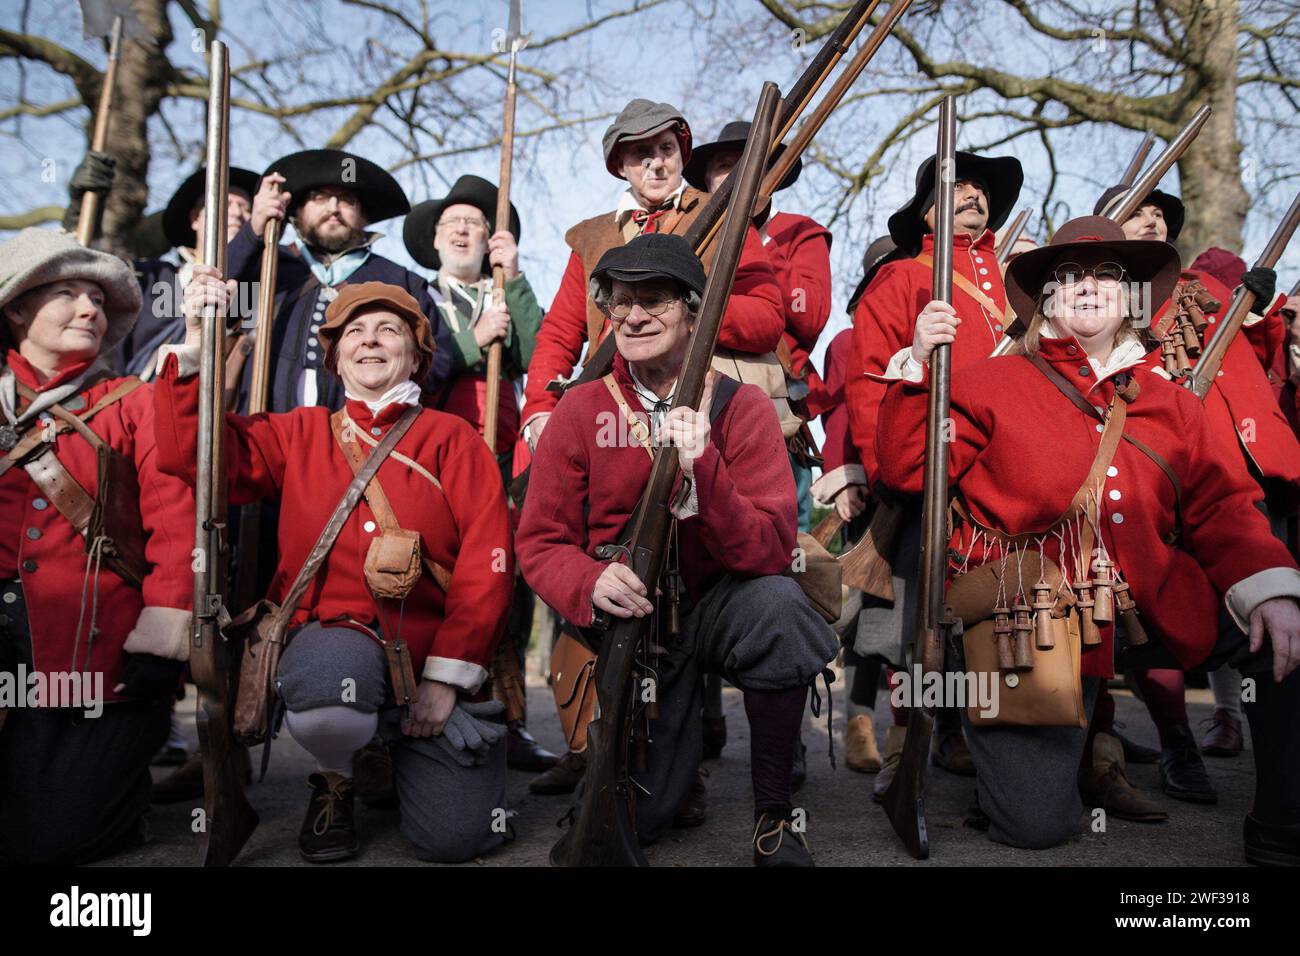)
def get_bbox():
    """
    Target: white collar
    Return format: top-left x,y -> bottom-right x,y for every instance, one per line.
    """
613,181 -> 687,222
345,379 -> 423,415
1041,322 -> 1147,379
628,366 -> 676,411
